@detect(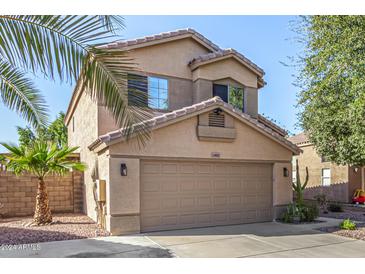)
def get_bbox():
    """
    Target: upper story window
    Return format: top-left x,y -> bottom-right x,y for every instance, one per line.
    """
128,74 -> 168,110
148,77 -> 168,110
321,168 -> 331,186
213,84 -> 244,111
